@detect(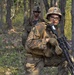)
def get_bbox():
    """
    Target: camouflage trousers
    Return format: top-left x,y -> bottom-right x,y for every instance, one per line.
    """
25,54 -> 68,75
57,65 -> 68,75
